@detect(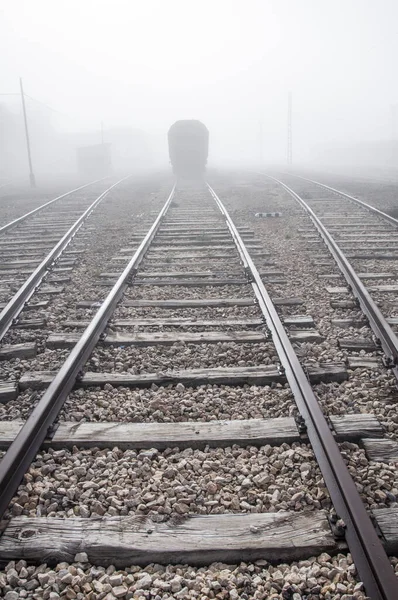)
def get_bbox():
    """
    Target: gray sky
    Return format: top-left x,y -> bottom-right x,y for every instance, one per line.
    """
1,0 -> 398,164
